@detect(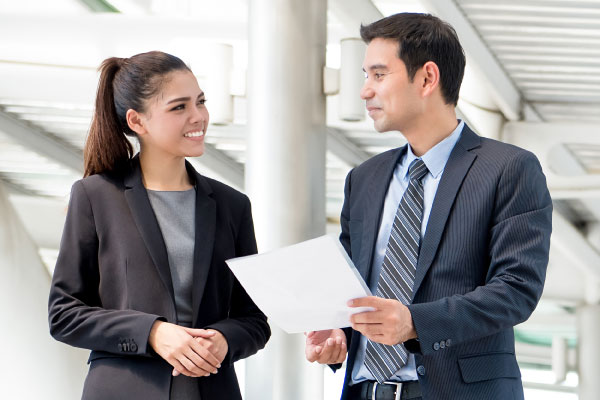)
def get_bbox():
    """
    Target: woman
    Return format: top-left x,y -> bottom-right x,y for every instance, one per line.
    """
48,51 -> 270,400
